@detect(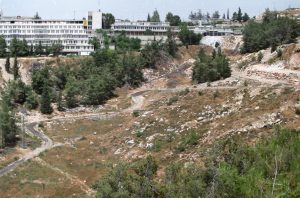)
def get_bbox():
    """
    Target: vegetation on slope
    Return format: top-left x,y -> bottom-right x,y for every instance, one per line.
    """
192,48 -> 231,83
241,9 -> 300,53
93,128 -> 300,197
